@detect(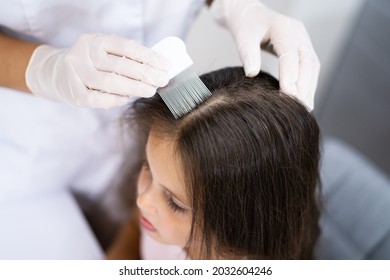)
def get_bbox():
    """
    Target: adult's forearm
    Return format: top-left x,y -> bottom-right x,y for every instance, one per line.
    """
0,33 -> 38,93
